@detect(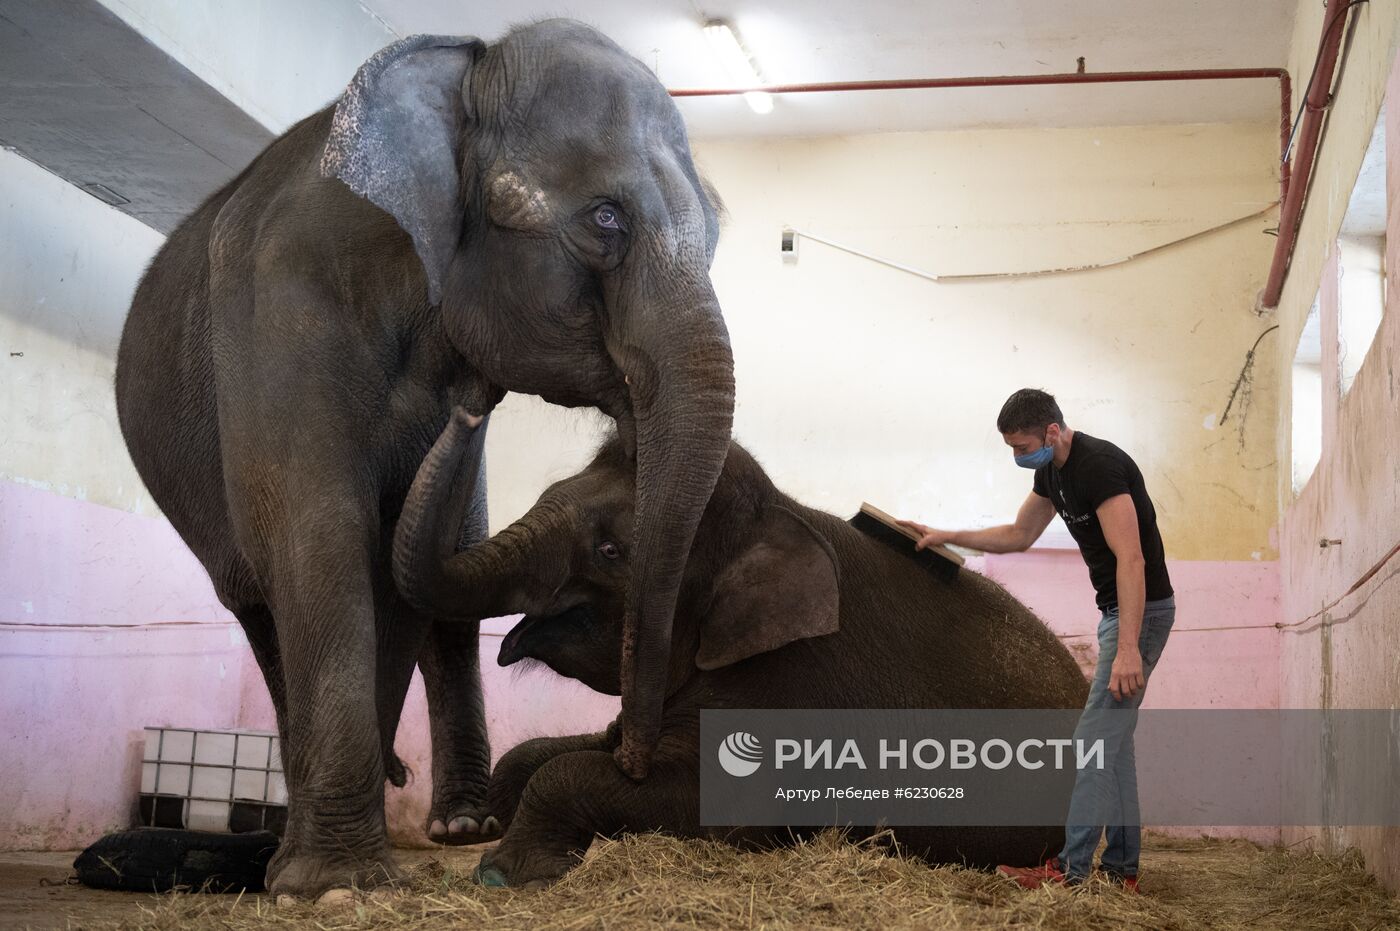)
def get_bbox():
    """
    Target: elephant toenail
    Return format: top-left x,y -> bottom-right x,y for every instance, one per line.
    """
449,816 -> 479,834
317,888 -> 356,906
429,819 -> 448,838
475,866 -> 509,887
482,816 -> 501,834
